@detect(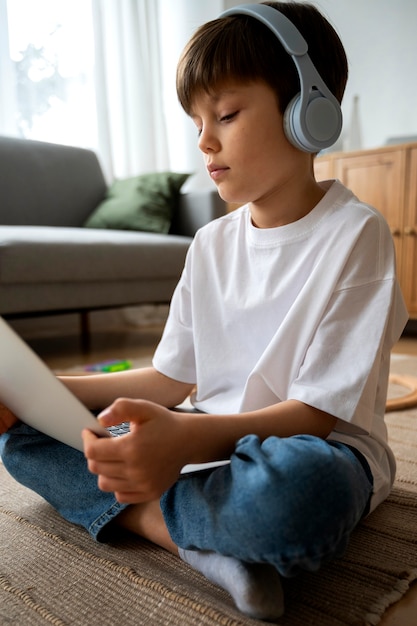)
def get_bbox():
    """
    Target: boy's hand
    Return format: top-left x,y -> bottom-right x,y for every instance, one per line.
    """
0,404 -> 19,434
82,399 -> 190,503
